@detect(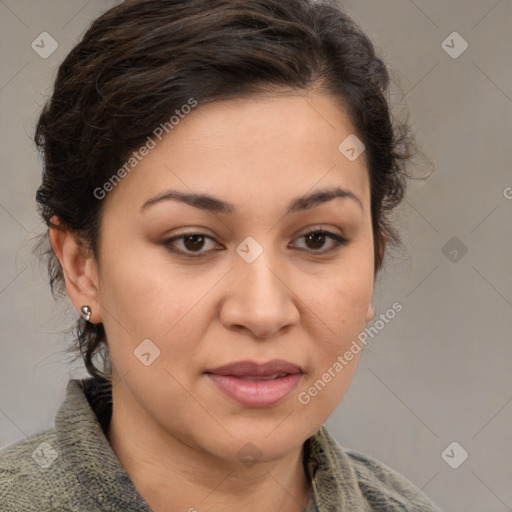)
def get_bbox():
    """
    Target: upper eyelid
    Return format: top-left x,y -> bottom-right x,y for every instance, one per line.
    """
167,224 -> 345,240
